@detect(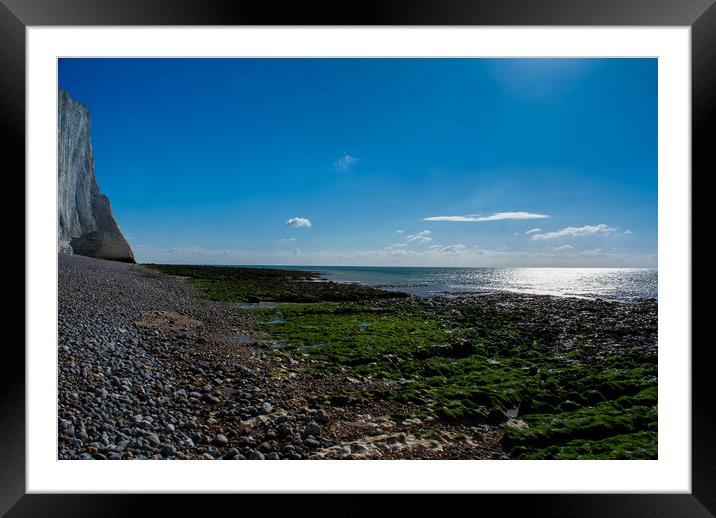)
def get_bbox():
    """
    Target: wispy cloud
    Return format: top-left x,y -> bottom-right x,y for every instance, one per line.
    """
405,230 -> 432,244
532,224 -> 616,240
550,244 -> 574,251
429,243 -> 468,255
384,243 -> 407,253
525,228 -> 542,235
424,211 -> 550,222
286,217 -> 312,228
395,229 -> 405,234
386,230 -> 433,252
281,237 -> 297,242
334,154 -> 359,171
388,242 -> 468,257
